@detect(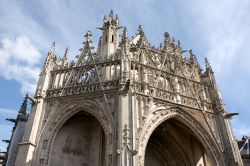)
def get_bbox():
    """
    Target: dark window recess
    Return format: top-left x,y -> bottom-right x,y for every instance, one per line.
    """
112,35 -> 114,42
105,35 -> 108,43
